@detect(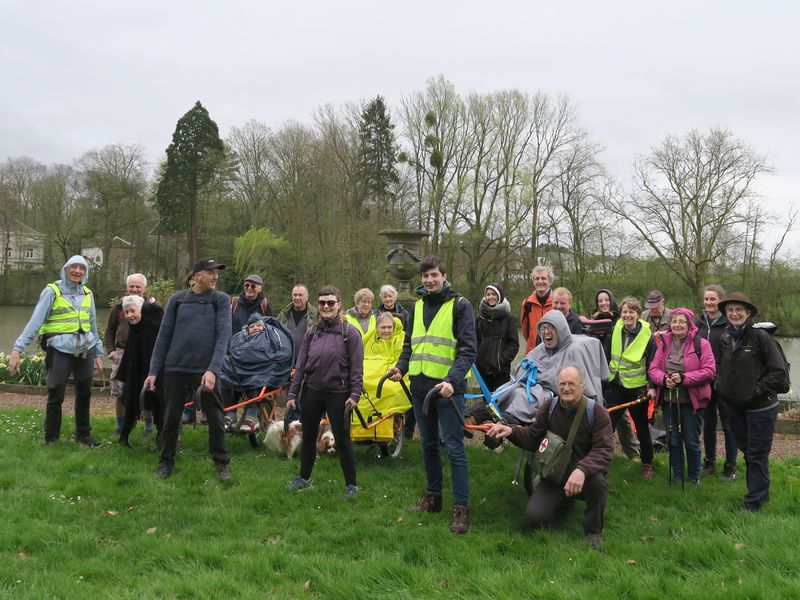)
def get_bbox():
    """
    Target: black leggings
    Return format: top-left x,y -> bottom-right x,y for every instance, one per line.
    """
299,388 -> 356,486
607,383 -> 654,465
